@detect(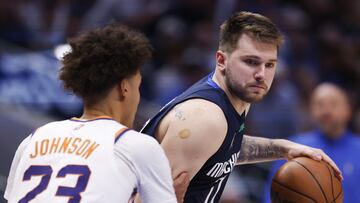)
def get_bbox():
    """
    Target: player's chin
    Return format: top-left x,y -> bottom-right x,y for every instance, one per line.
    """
243,92 -> 266,103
